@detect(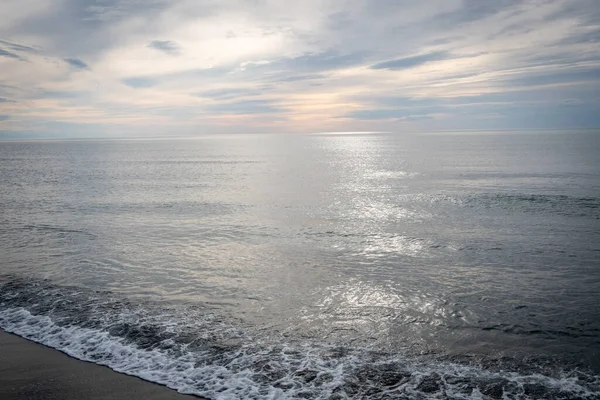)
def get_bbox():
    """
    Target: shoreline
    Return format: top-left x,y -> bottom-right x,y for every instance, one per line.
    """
0,329 -> 206,400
